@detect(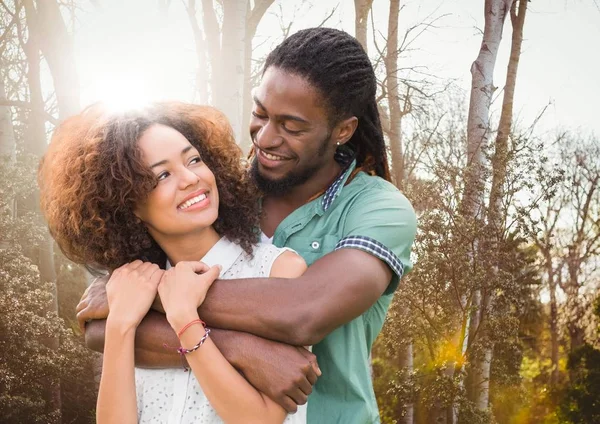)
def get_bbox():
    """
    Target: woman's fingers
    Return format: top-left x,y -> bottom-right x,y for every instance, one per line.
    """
177,261 -> 211,274
148,266 -> 164,286
200,264 -> 222,284
128,259 -> 144,269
